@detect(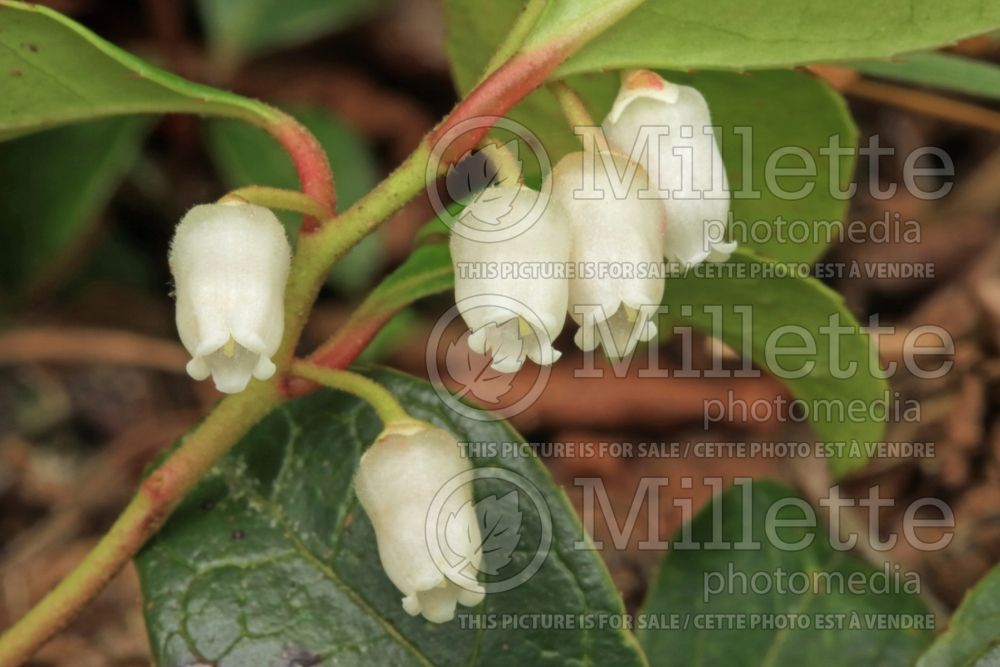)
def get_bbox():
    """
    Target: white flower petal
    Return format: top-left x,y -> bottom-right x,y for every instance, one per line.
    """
169,202 -> 290,393
185,357 -> 210,381
456,582 -> 486,608
706,240 -> 738,264
451,184 -> 571,369
401,593 -> 422,617
573,303 -> 659,358
415,585 -> 460,623
354,424 -> 485,623
548,150 -> 665,357
202,343 -> 258,394
602,70 -> 735,269
466,319 -> 524,373
252,355 -> 277,381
